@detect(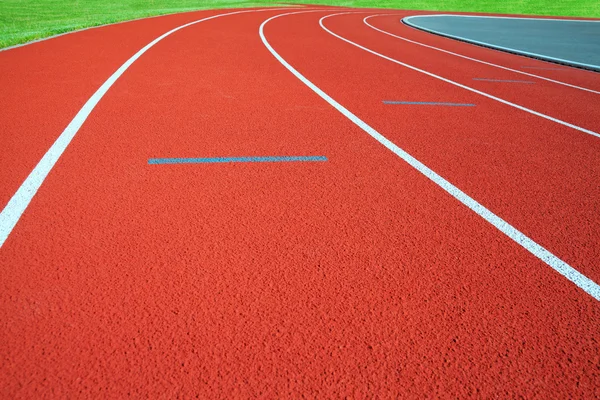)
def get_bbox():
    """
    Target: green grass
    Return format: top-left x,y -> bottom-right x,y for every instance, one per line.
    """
1,0 -> 599,49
